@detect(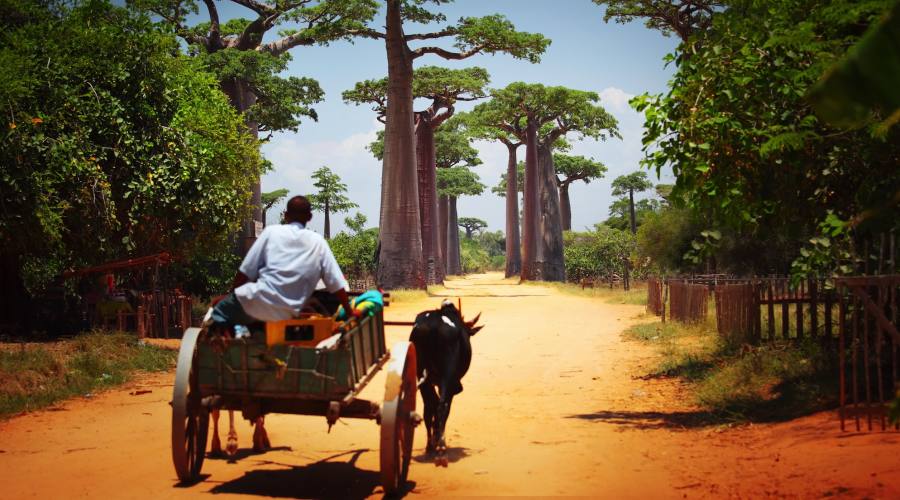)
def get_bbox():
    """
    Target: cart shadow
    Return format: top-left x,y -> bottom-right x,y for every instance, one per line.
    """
205,445 -> 293,462
412,446 -> 471,464
208,448 -> 387,499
